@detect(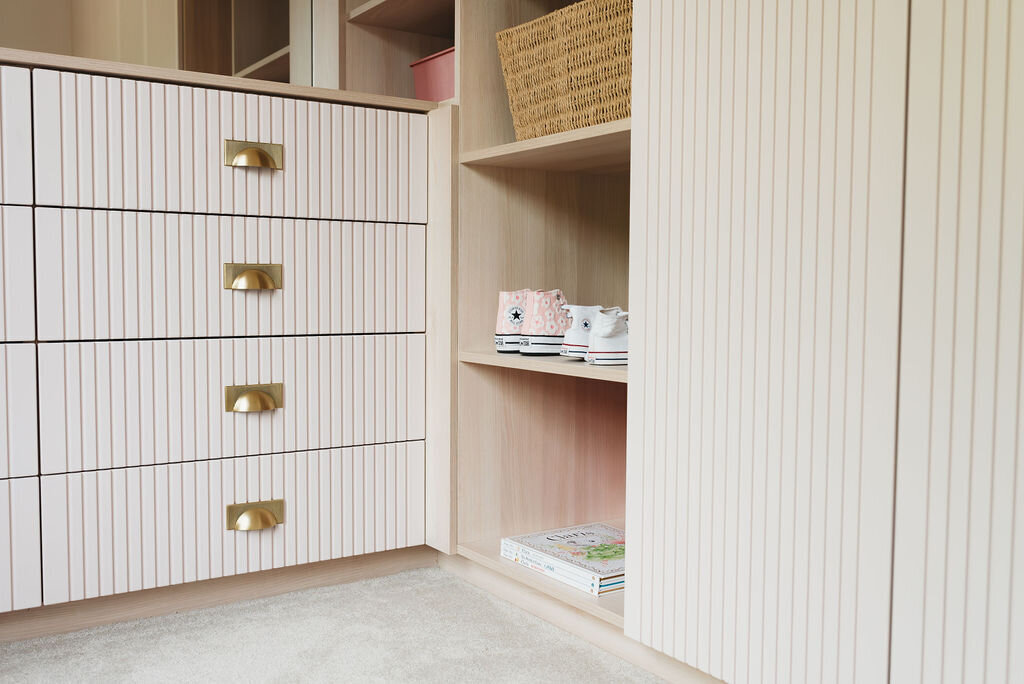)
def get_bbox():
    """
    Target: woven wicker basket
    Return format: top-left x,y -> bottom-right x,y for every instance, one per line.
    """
496,0 -> 632,141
